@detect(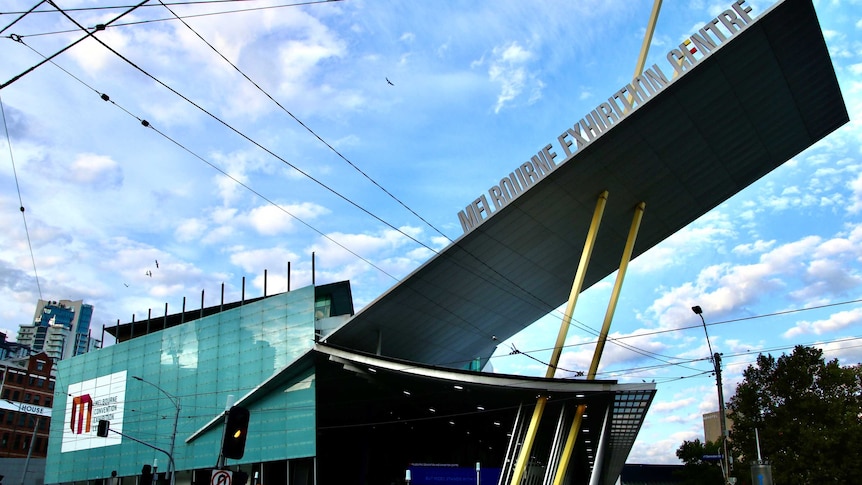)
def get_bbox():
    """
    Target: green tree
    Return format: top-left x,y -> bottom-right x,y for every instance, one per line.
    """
674,438 -> 724,484
727,345 -> 862,484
